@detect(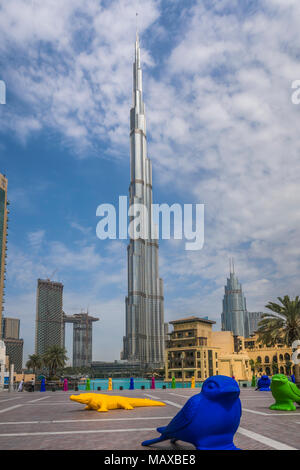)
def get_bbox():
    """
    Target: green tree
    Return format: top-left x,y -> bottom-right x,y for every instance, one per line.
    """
43,346 -> 68,378
285,360 -> 293,375
249,358 -> 263,374
26,354 -> 43,374
256,295 -> 300,383
271,362 -> 279,375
